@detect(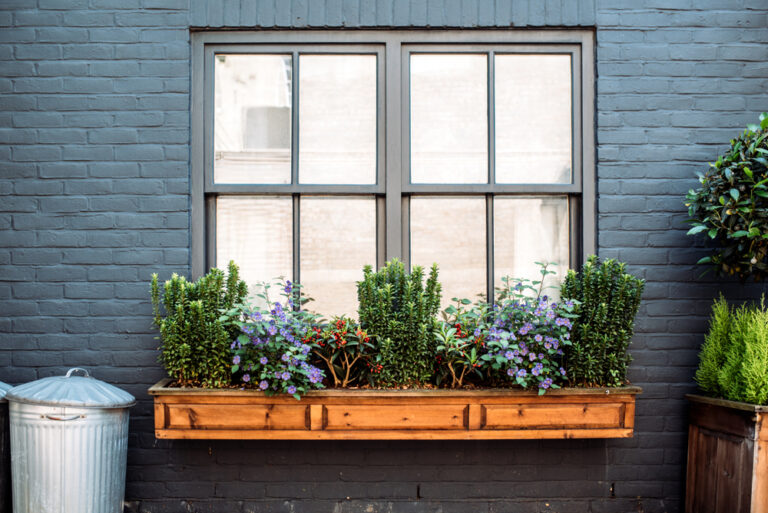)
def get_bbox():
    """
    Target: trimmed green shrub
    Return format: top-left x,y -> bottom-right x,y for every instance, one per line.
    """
697,297 -> 768,405
560,255 -> 645,387
686,113 -> 768,281
357,259 -> 441,386
151,261 -> 247,387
